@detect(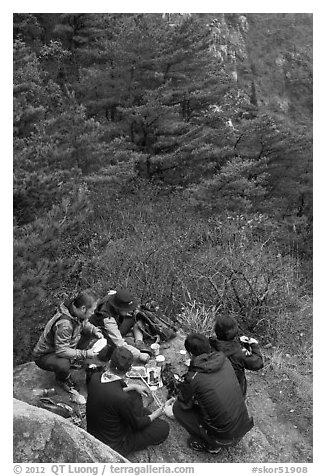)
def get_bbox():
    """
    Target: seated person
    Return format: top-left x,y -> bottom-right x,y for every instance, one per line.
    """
32,292 -> 103,392
209,315 -> 263,396
90,288 -> 150,364
173,333 -> 254,454
86,346 -> 170,457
